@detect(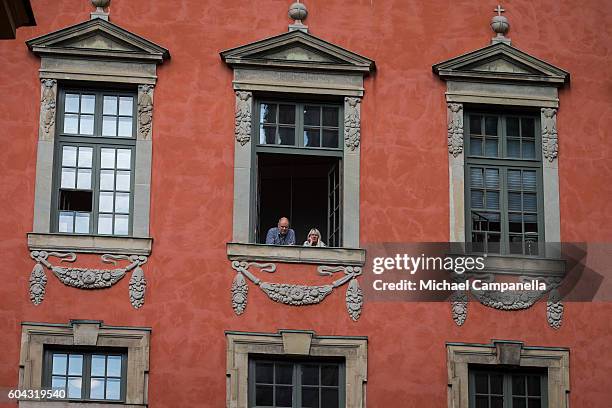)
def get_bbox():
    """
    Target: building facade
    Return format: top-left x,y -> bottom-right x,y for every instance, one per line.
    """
1,0 -> 611,407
